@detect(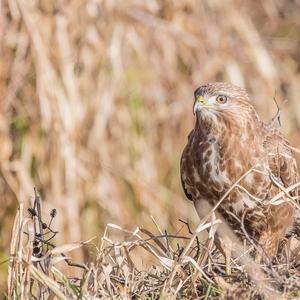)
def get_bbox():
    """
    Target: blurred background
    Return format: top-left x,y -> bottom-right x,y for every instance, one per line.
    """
1,0 -> 300,291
